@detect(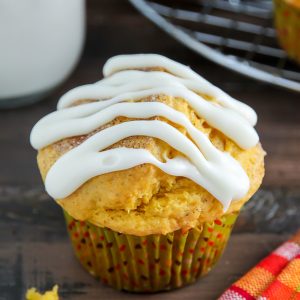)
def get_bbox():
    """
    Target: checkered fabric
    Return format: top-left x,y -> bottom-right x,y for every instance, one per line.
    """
219,231 -> 300,300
